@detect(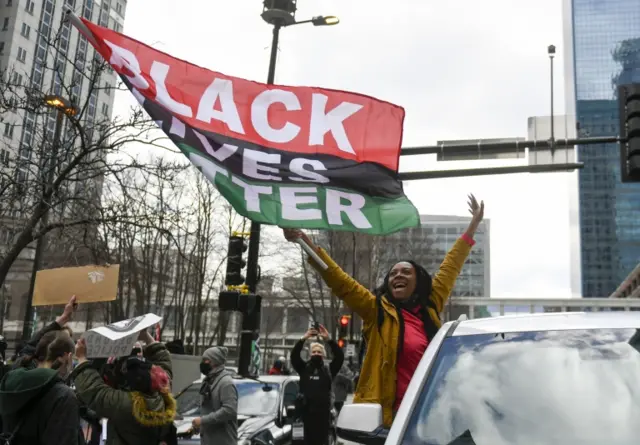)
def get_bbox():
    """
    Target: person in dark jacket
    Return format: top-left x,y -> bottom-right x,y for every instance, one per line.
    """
193,346 -> 238,445
72,329 -> 176,445
13,295 -> 77,370
0,330 -> 81,444
291,325 -> 344,445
